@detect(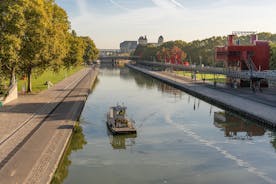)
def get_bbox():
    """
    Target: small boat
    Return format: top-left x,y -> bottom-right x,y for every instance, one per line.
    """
107,105 -> 137,135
